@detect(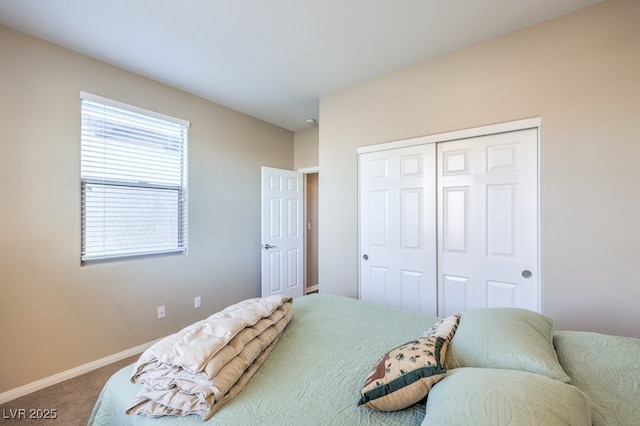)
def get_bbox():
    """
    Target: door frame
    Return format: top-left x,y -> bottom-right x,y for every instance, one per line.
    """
299,167 -> 319,294
357,117 -> 543,312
